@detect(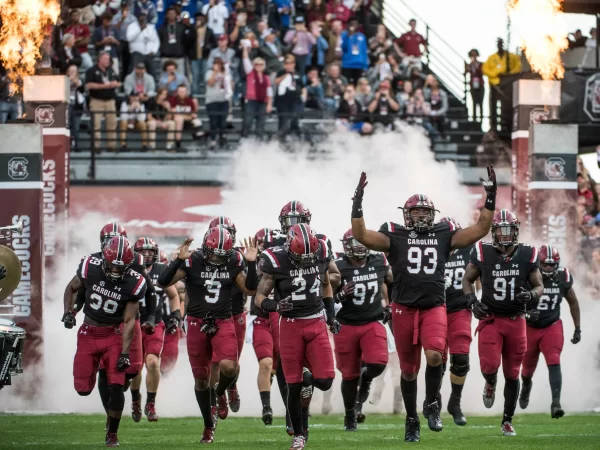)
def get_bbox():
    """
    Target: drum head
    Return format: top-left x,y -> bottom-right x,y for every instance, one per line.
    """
0,245 -> 21,301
